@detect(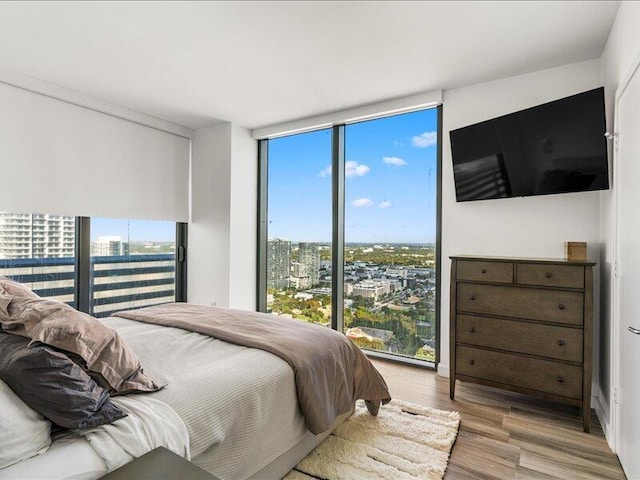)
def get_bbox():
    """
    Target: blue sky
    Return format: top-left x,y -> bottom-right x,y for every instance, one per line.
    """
91,218 -> 175,242
267,108 -> 438,244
